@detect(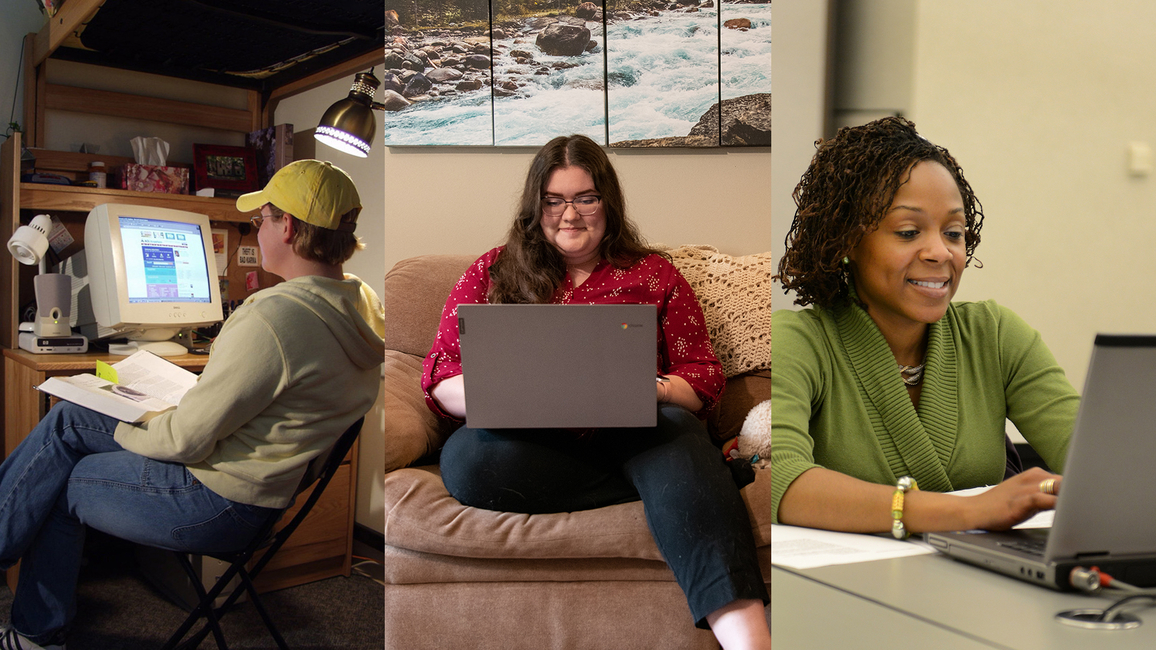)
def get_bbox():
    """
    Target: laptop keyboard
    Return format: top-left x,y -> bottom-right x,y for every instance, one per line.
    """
998,536 -> 1048,557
